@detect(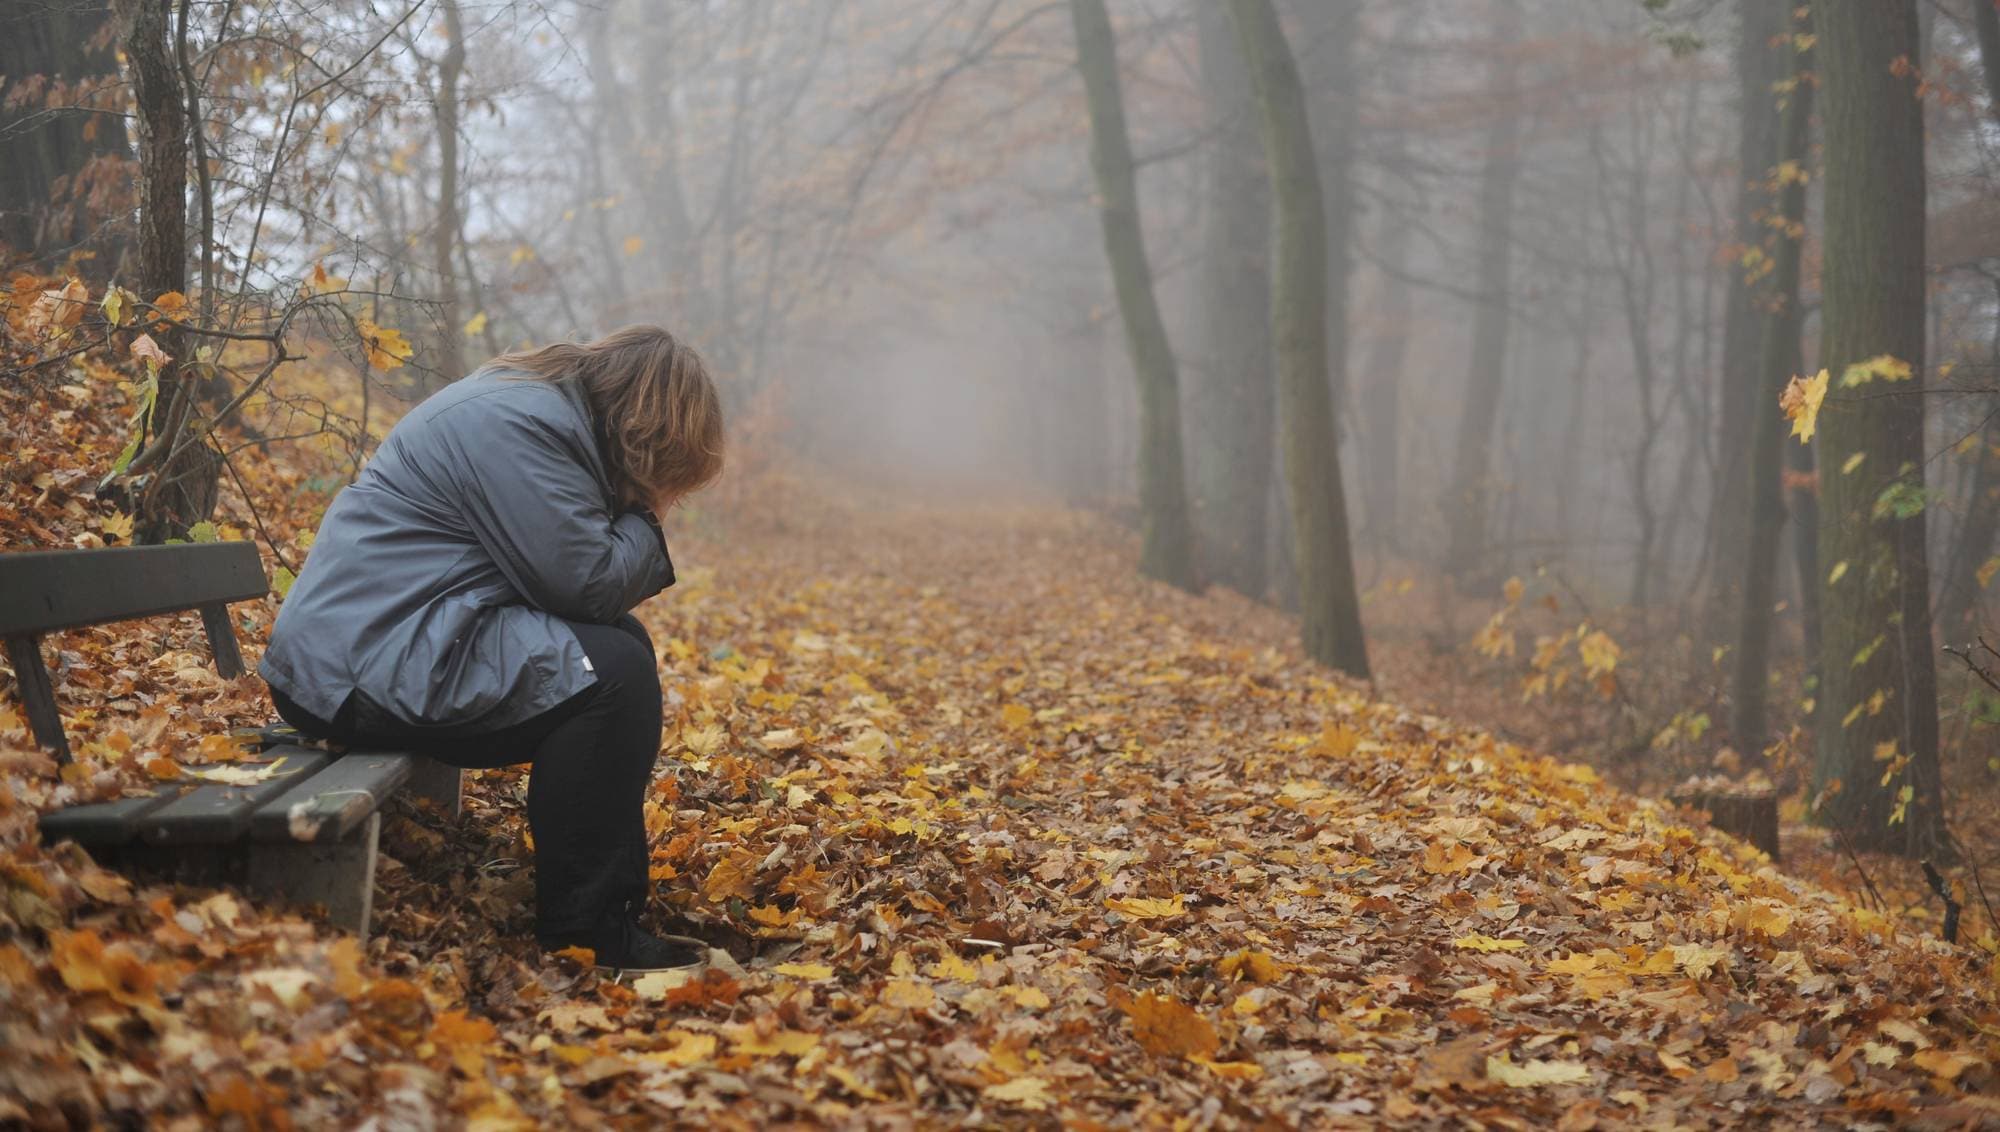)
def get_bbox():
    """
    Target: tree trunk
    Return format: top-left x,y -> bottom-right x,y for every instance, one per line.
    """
1359,223 -> 1411,554
1936,288 -> 2000,643
0,0 -> 129,269
1810,0 -> 1945,857
1731,15 -> 1814,752
1070,0 -> 1199,591
1935,0 -> 2000,641
1228,0 -> 1370,678
115,0 -> 217,543
1441,0 -> 1523,585
1191,3 -> 1272,599
1707,0 -> 1790,641
428,0 -> 466,386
